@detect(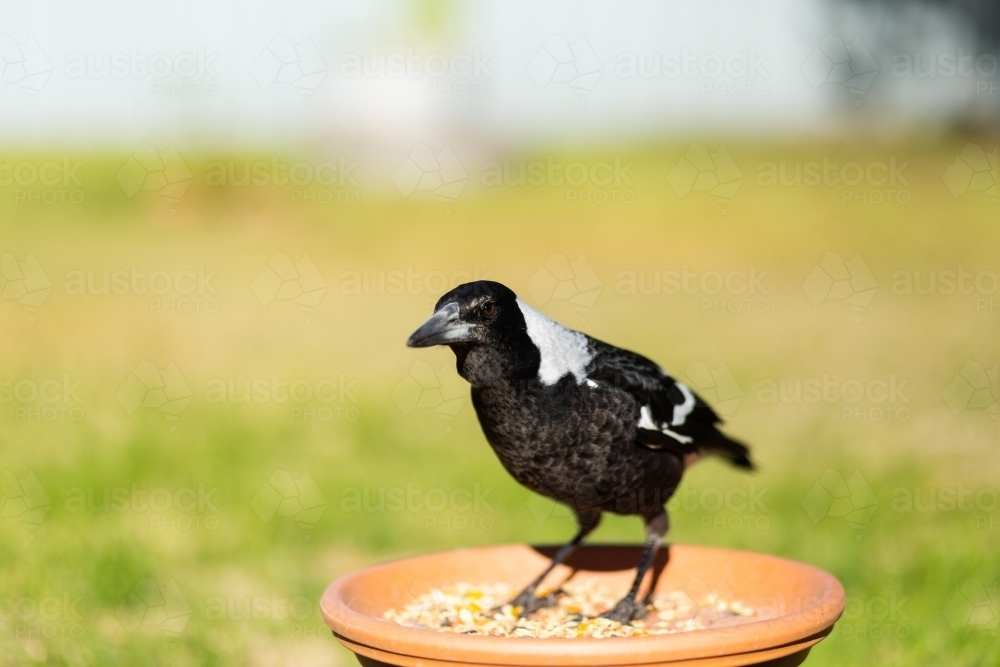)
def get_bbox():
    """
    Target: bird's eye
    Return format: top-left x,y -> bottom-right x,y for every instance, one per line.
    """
480,302 -> 496,318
